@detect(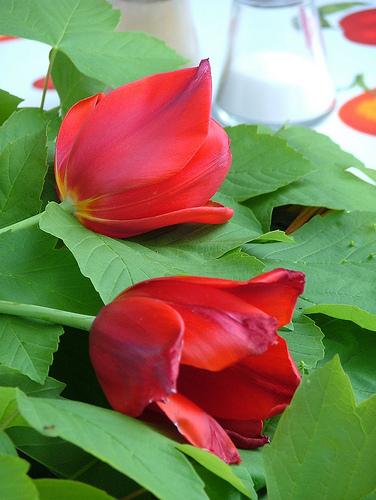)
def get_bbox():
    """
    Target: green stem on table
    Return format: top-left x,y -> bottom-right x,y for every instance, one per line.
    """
40,47 -> 57,110
0,300 -> 95,331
